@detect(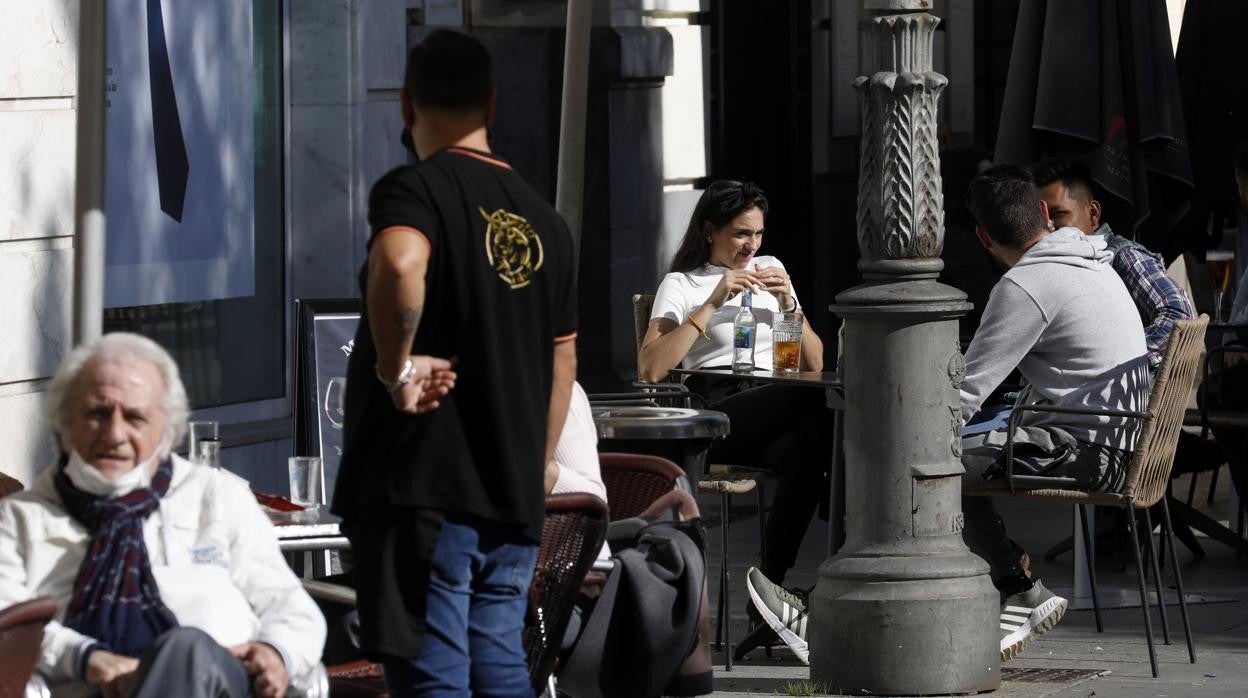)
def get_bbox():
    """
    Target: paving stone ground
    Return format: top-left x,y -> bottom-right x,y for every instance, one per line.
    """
698,469 -> 1247,696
